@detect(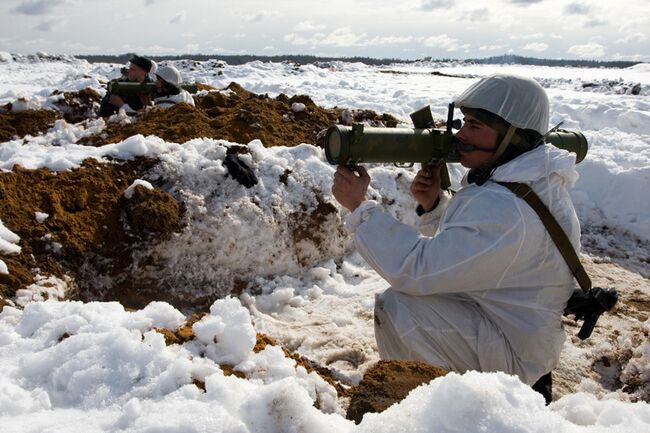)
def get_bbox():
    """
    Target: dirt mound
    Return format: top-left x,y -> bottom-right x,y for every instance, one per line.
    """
0,109 -> 59,142
81,82 -> 398,147
122,185 -> 182,237
51,88 -> 102,123
346,360 -> 448,423
0,158 -> 181,304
